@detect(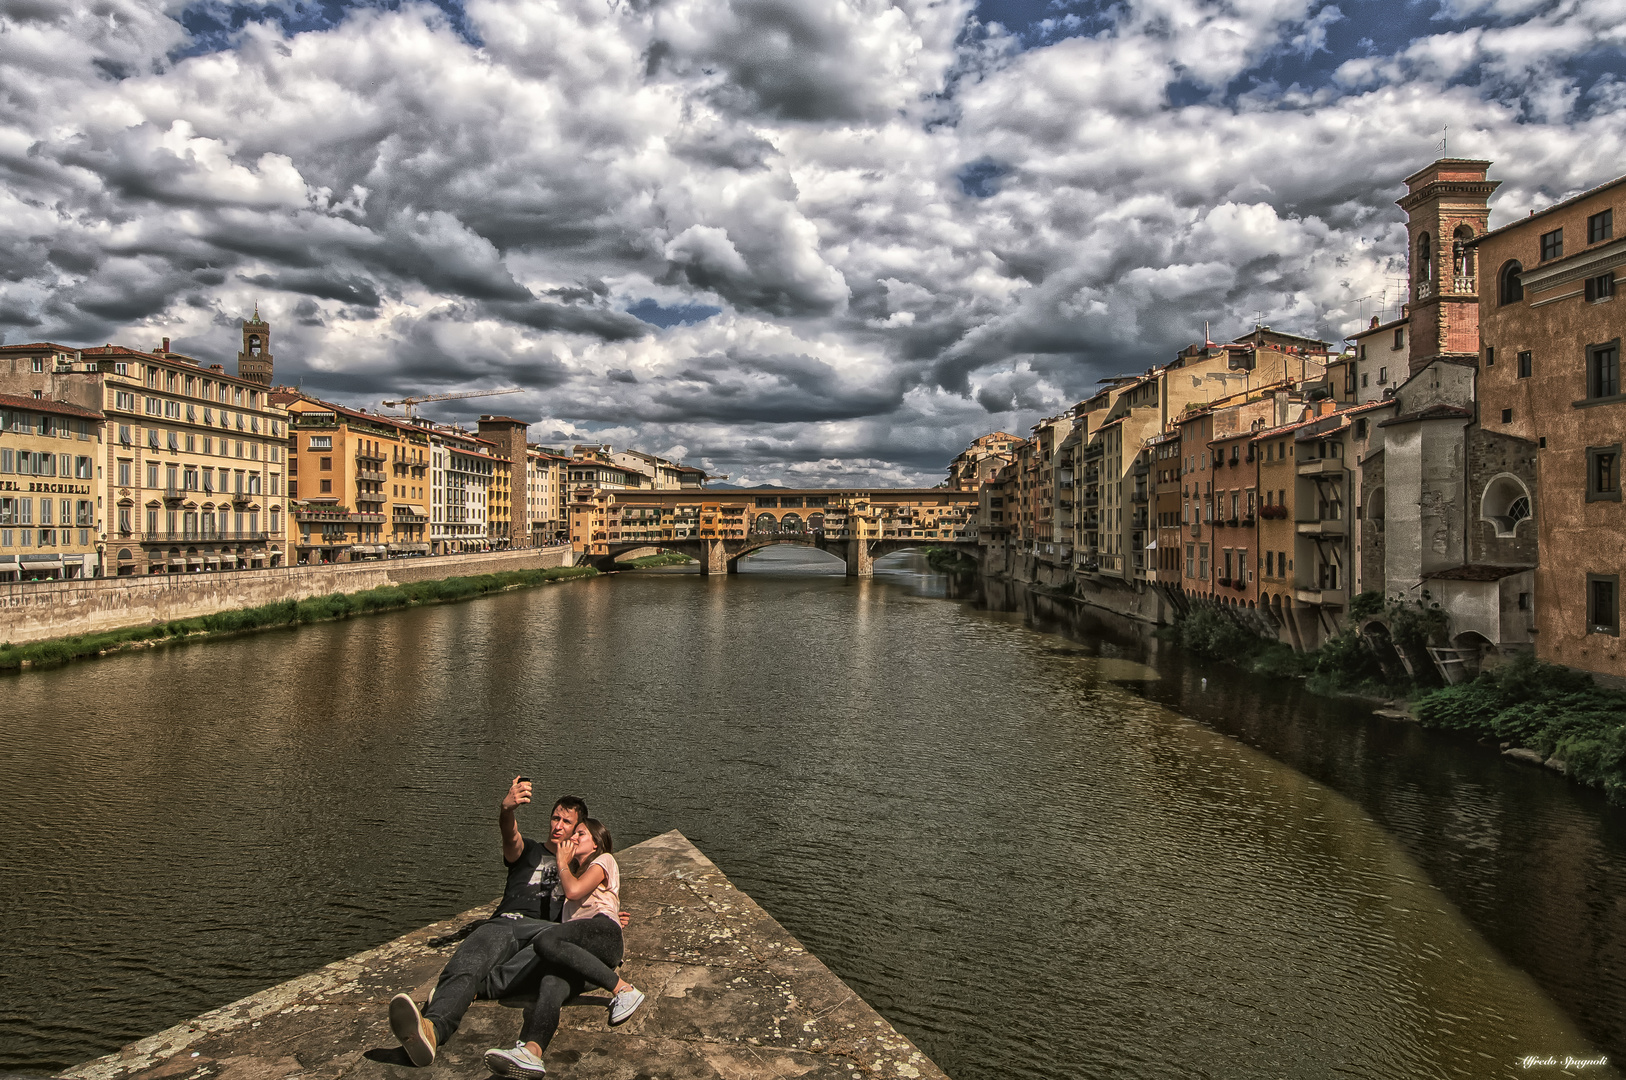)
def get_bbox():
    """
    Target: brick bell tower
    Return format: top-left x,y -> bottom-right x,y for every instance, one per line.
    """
237,305 -> 274,387
1396,159 -> 1499,378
